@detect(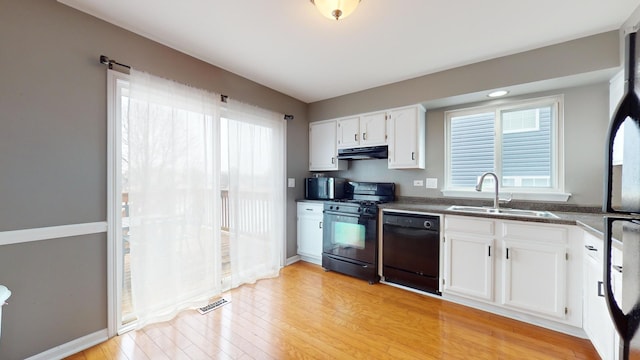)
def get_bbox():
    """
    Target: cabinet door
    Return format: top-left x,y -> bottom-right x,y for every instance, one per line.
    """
297,203 -> 323,264
583,252 -> 616,359
309,120 -> 343,171
337,116 -> 360,149
387,106 -> 425,169
444,233 -> 494,301
501,239 -> 567,319
360,112 -> 387,146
